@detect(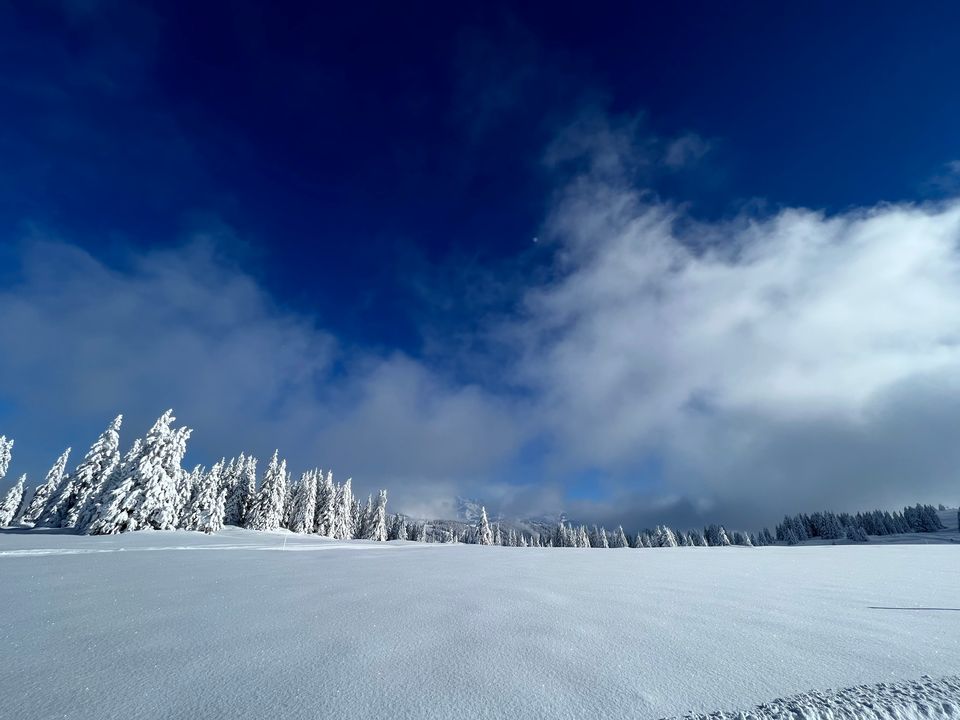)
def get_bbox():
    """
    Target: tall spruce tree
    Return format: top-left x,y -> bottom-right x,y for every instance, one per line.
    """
288,470 -> 318,534
222,454 -> 248,526
21,447 -> 71,525
312,470 -> 332,535
387,512 -> 406,541
0,473 -> 26,526
476,506 -> 493,545
43,415 -> 122,529
0,435 -> 13,483
331,478 -> 354,539
85,410 -> 190,534
175,465 -> 204,524
184,461 -> 226,533
364,489 -> 388,541
247,451 -> 287,532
